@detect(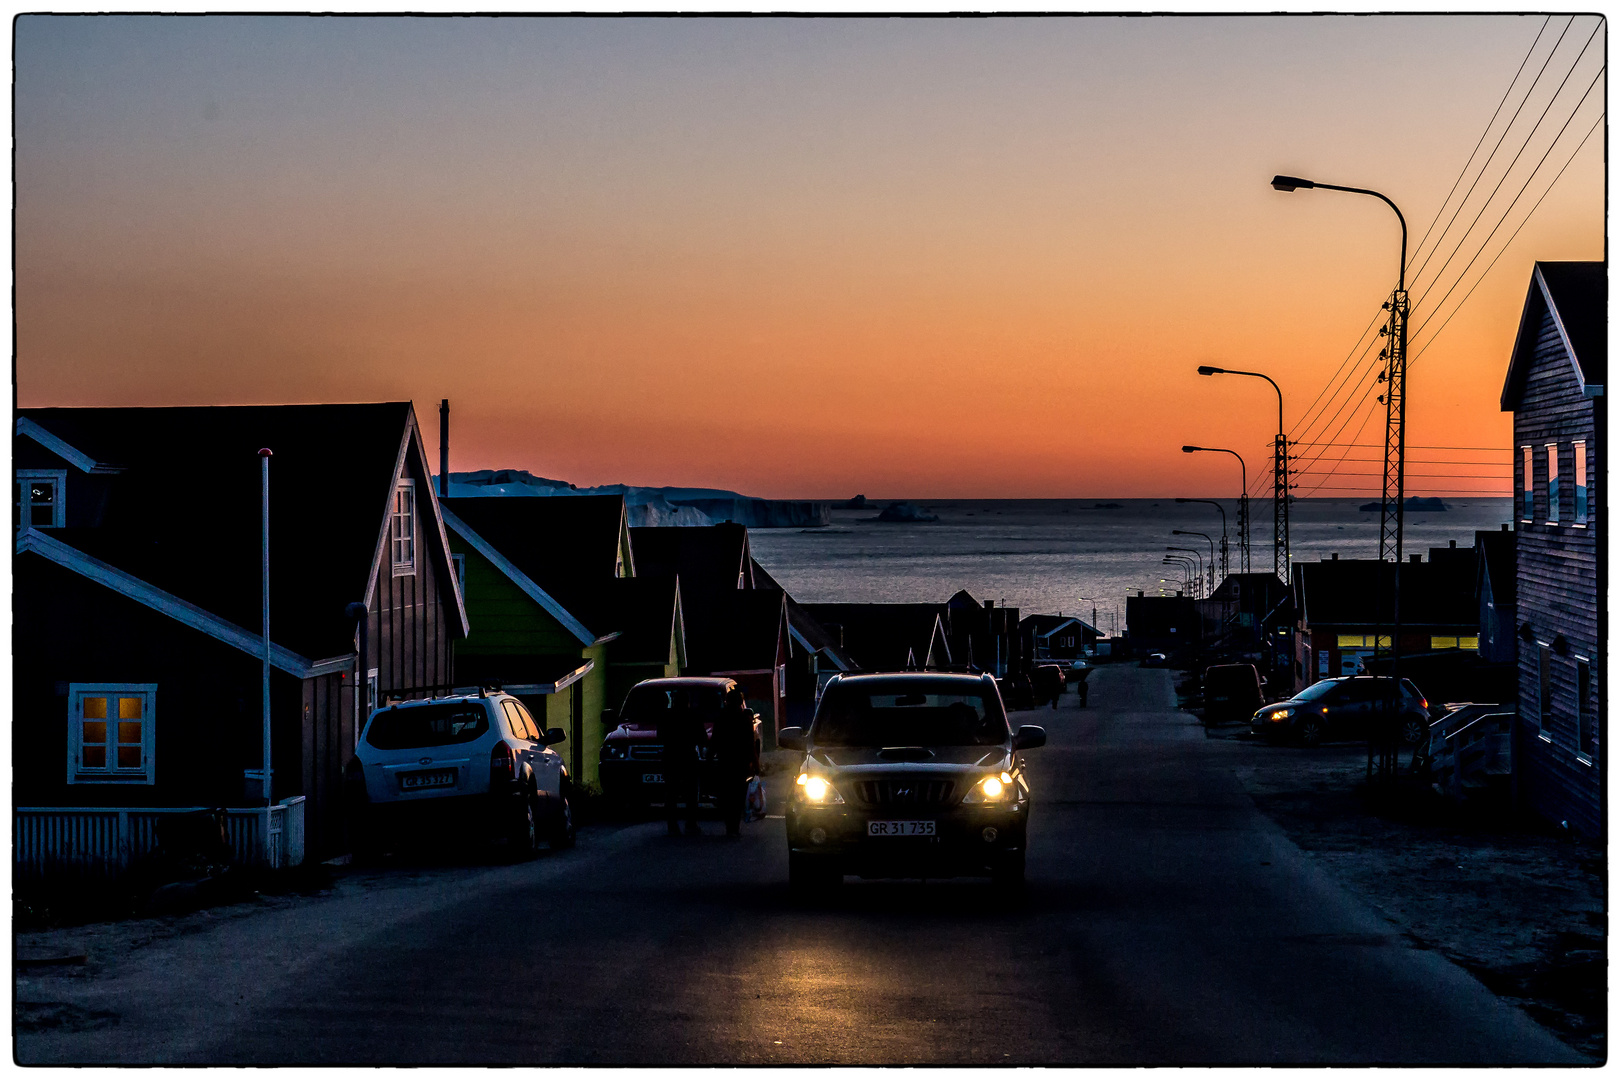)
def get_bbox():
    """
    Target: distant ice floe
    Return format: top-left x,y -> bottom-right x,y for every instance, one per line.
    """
438,469 -> 829,528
